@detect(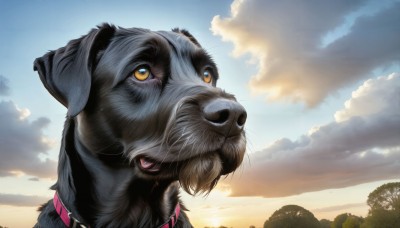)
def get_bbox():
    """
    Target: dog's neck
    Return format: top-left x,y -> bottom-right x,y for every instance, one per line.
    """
53,118 -> 181,227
